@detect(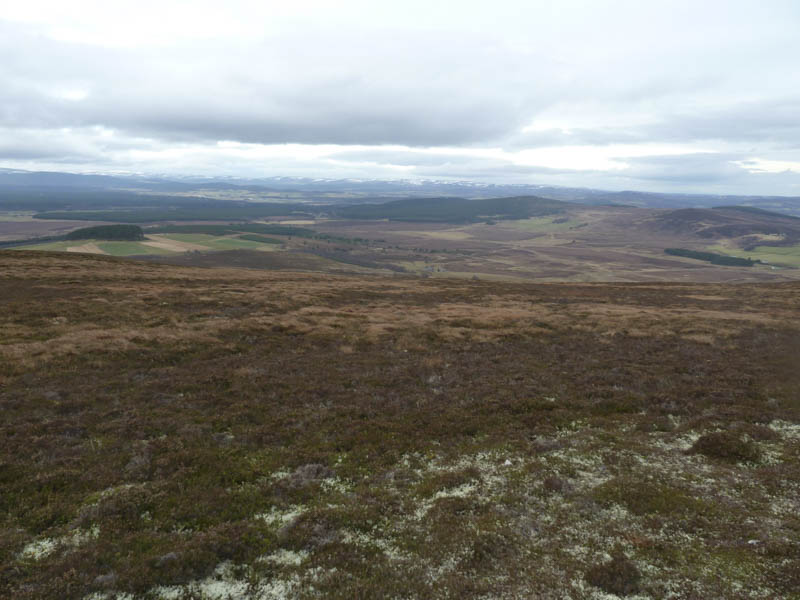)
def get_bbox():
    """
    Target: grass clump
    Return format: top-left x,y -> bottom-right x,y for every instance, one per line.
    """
585,549 -> 642,596
688,430 -> 761,463
591,476 -> 712,517
414,466 -> 481,498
